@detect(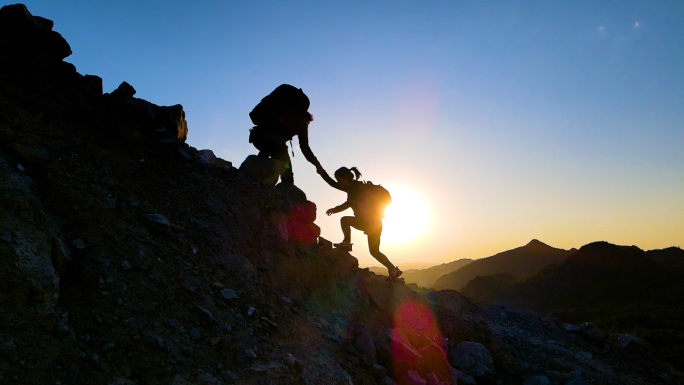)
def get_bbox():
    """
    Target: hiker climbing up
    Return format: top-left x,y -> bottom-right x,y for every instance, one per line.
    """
318,166 -> 402,282
248,84 -> 323,184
